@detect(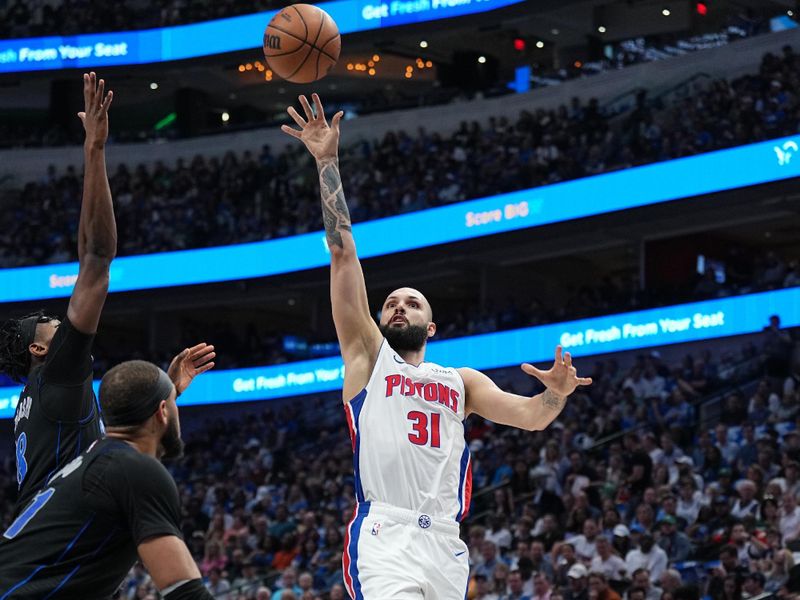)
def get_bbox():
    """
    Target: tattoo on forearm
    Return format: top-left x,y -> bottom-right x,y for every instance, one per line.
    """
317,158 -> 351,249
542,389 -> 566,411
